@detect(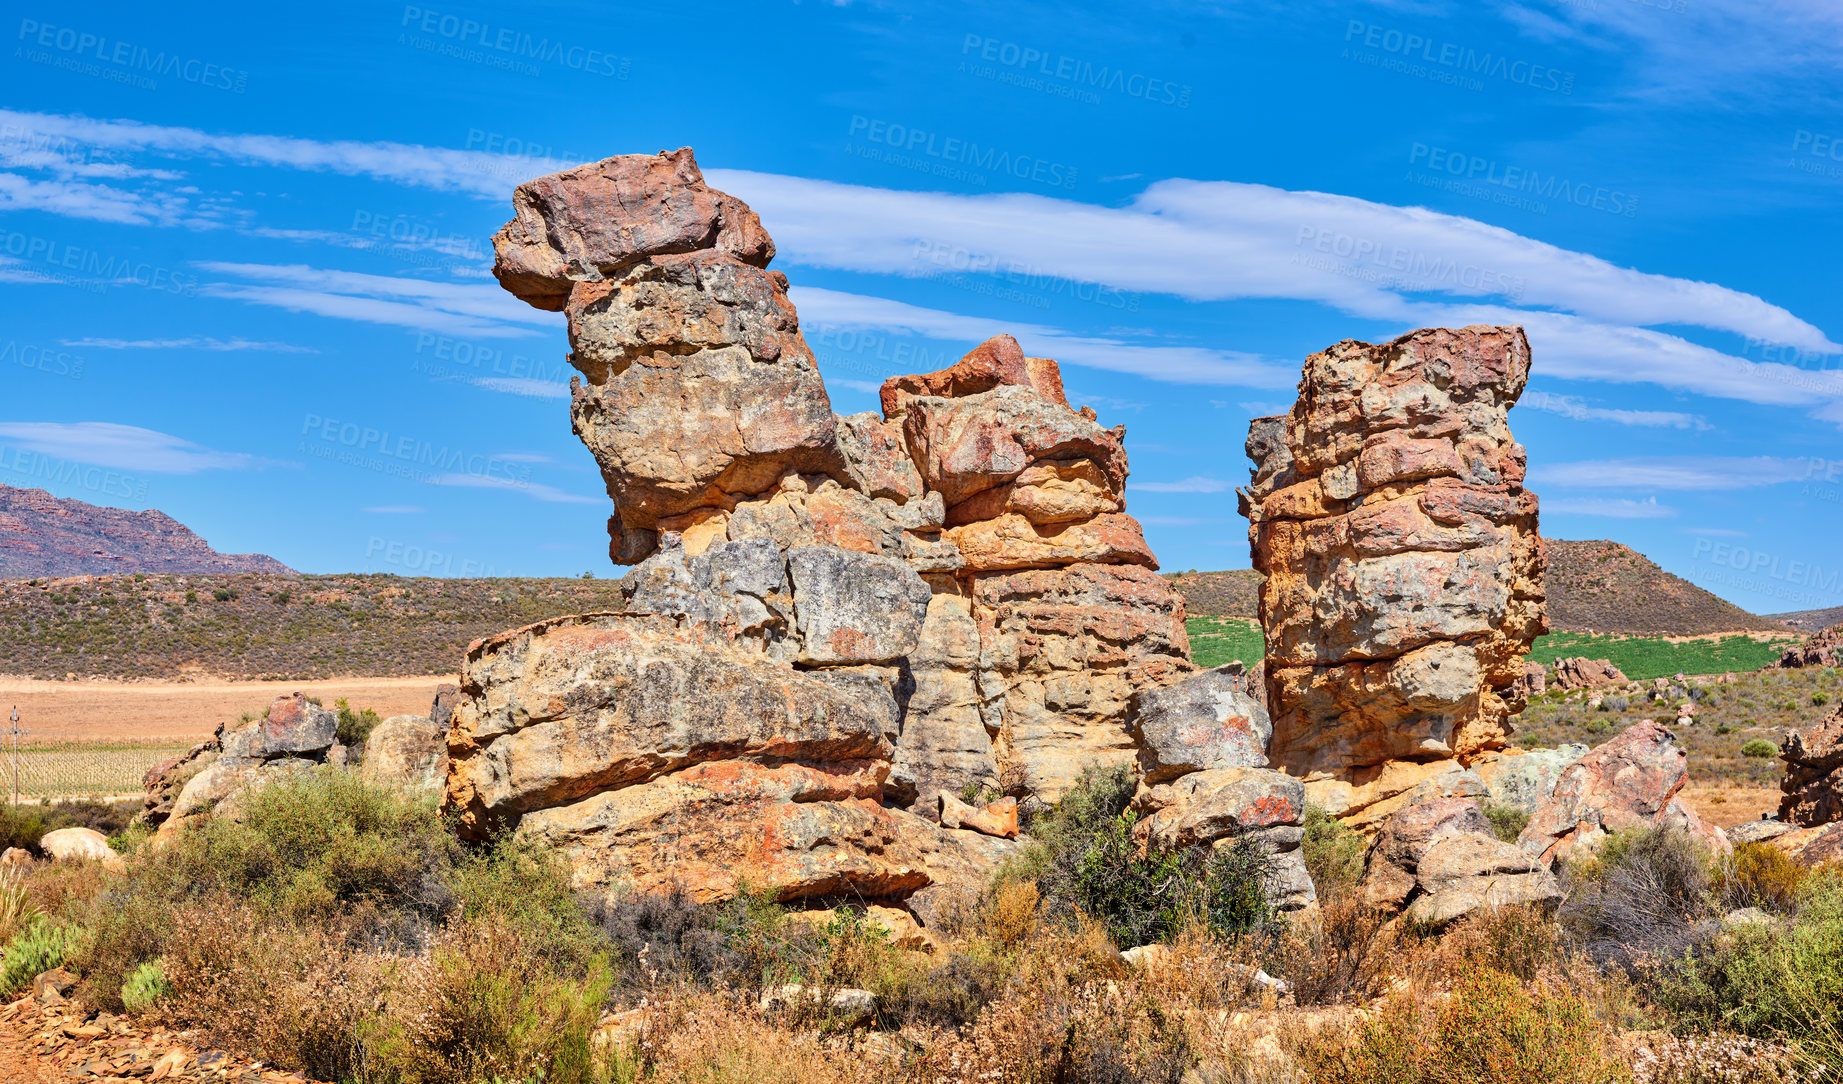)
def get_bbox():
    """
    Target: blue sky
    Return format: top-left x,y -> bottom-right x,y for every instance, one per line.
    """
2,0 -> 1841,617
